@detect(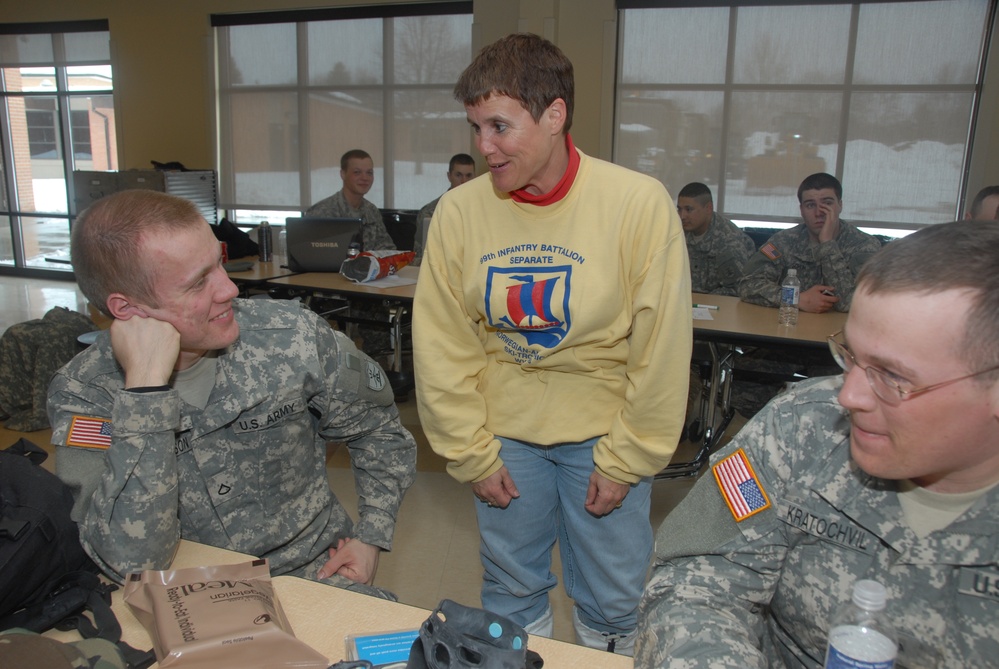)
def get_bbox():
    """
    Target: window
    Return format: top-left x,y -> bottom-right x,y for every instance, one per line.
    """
0,22 -> 114,271
614,1 -> 992,231
213,3 -> 473,224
